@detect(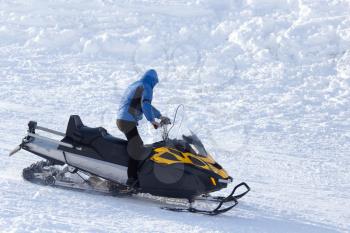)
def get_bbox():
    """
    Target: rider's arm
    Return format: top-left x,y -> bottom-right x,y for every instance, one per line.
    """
142,84 -> 161,122
151,105 -> 162,119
